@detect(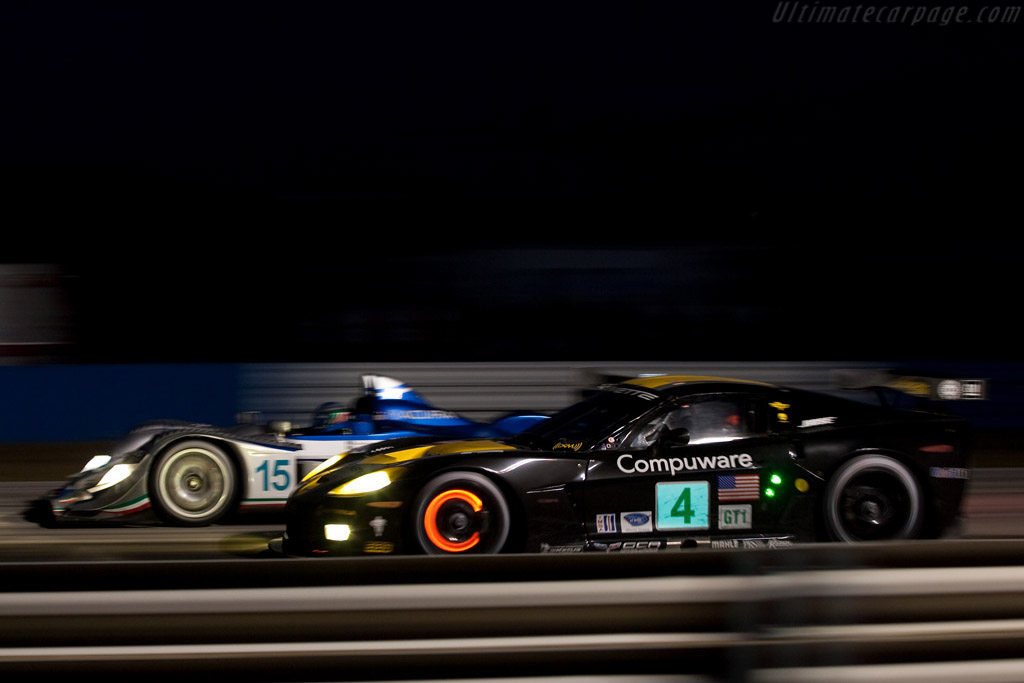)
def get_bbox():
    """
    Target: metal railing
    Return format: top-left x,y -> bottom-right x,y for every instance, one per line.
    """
4,540 -> 1024,681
